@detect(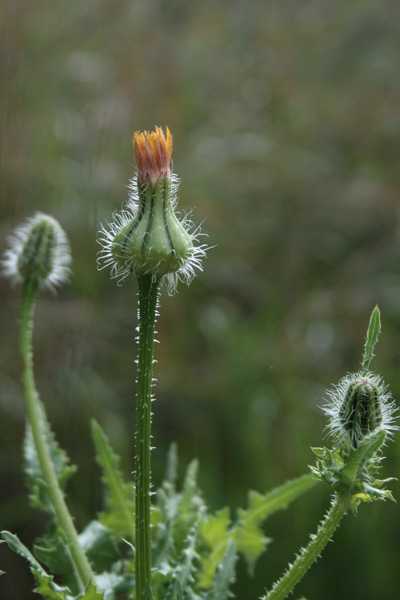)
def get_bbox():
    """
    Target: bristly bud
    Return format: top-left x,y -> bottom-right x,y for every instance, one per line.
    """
98,126 -> 207,292
312,308 -> 397,504
338,376 -> 382,447
3,213 -> 71,291
324,371 -> 397,449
